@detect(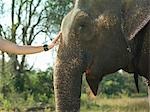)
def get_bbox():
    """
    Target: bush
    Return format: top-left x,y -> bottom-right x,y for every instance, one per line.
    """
99,71 -> 147,96
24,67 -> 54,102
